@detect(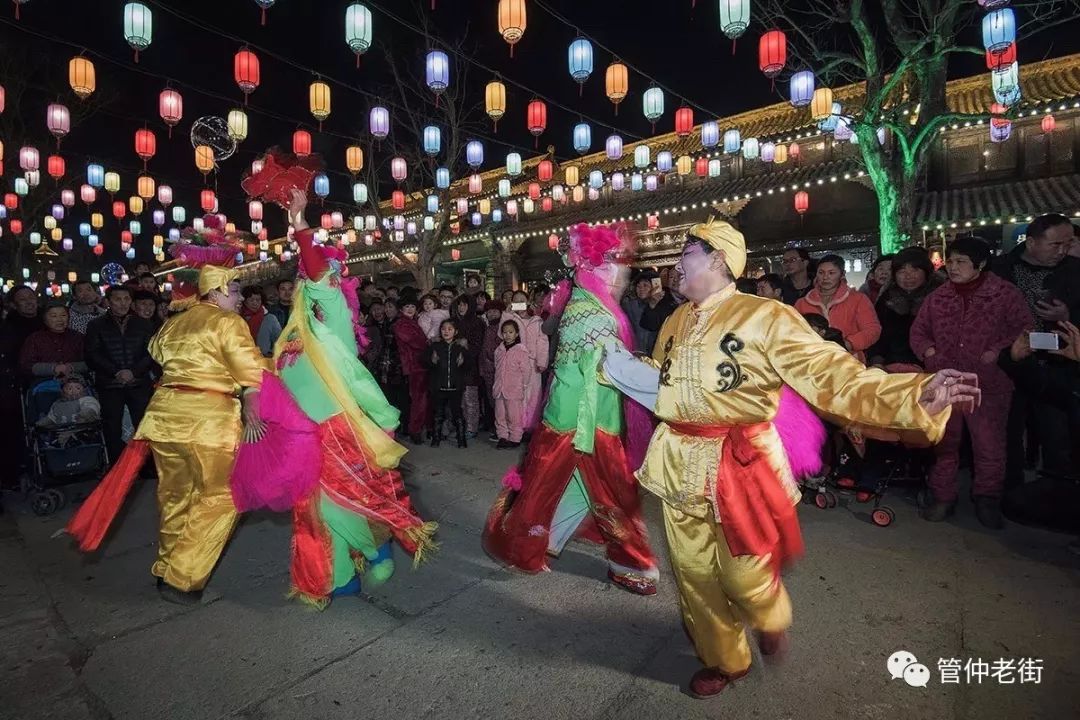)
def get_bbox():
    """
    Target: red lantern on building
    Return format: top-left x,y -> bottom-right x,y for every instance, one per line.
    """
121,230 -> 133,245
93,243 -> 104,256
789,142 -> 801,161
794,190 -> 809,215
3,193 -> 17,210
986,42 -> 1016,70
541,197 -> 553,212
1041,114 -> 1056,133
451,248 -> 461,261
159,89 -> 182,136
548,233 -> 559,250
234,48 -> 260,102
9,219 -> 22,235
320,213 -> 333,230
112,200 -> 126,219
537,159 -> 553,182
758,30 -> 786,80
47,155 -> 65,180
392,190 -> 405,210
201,189 -> 216,212
527,99 -> 547,146
468,174 -> 482,194
674,107 -> 694,137
528,182 -> 541,200
292,130 -> 312,157
134,128 -> 156,165
246,243 -> 257,256
695,156 -> 708,177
